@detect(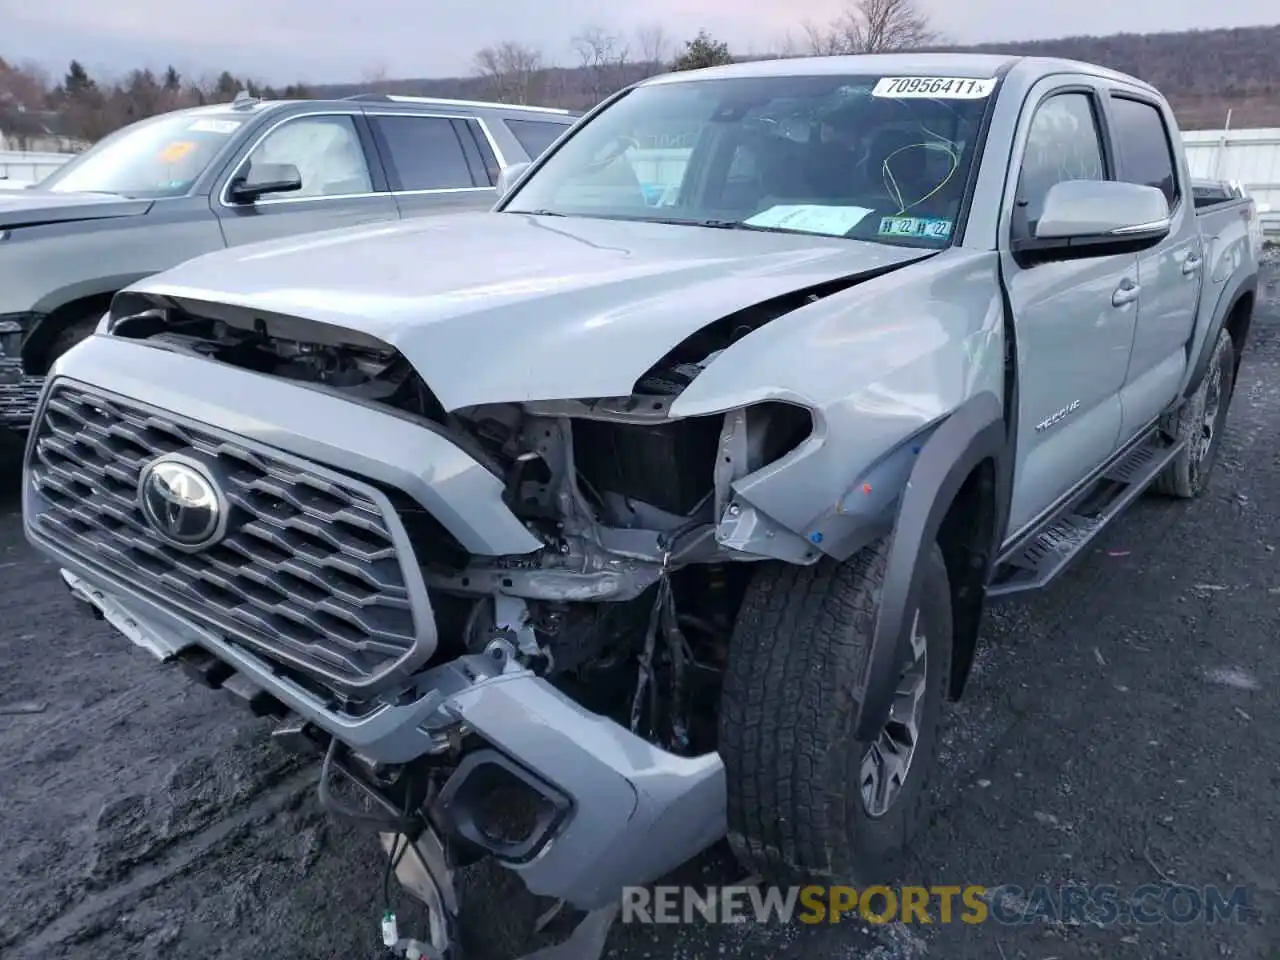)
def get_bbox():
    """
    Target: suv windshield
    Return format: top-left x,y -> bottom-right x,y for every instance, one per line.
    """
504,74 -> 996,247
40,112 -> 246,199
